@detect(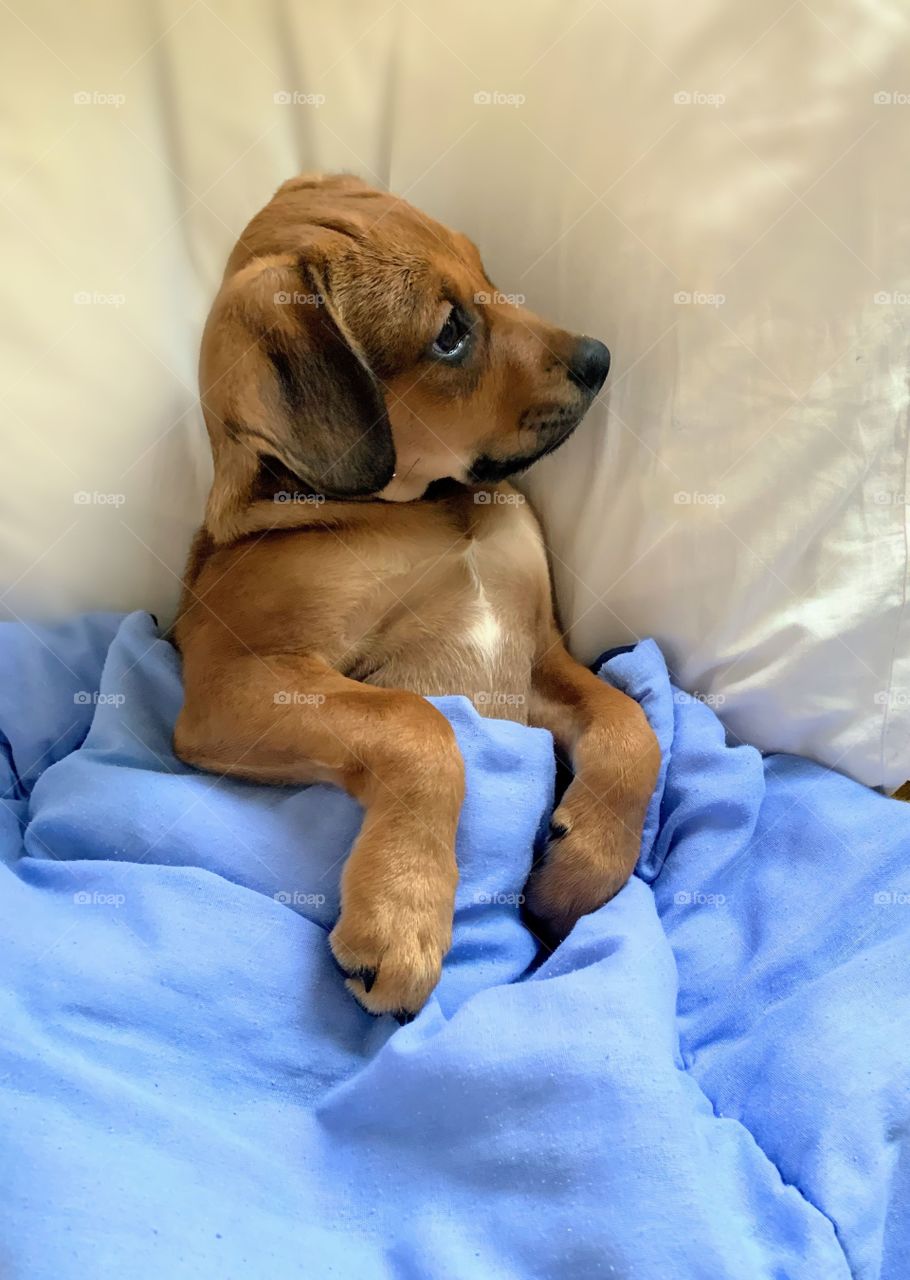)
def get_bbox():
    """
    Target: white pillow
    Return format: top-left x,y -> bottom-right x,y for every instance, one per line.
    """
1,0 -> 906,788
